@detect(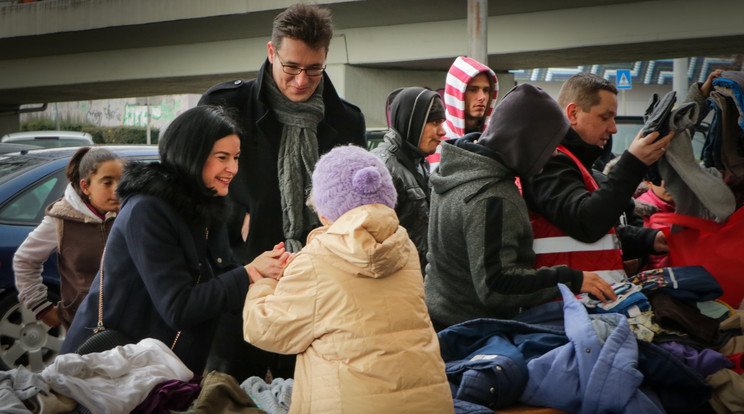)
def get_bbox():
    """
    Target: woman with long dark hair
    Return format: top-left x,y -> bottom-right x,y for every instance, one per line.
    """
61,105 -> 289,373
